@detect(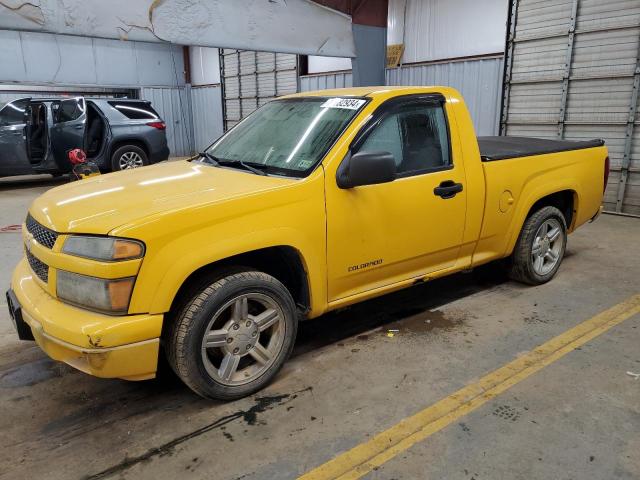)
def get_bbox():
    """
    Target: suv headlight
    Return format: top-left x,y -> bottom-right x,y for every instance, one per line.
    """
57,271 -> 135,314
62,236 -> 144,261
